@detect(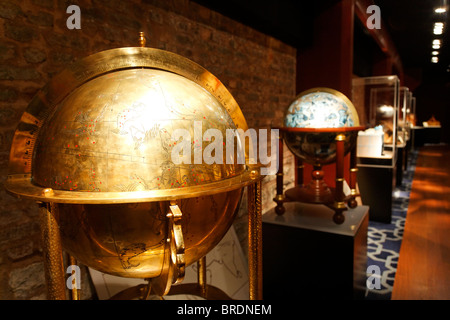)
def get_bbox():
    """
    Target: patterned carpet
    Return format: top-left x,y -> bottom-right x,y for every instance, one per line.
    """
365,148 -> 418,300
